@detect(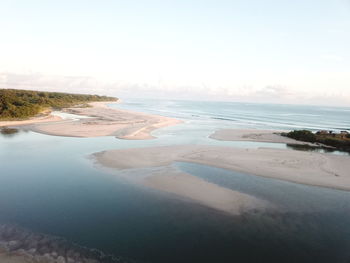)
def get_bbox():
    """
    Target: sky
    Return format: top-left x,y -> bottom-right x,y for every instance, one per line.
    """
1,0 -> 350,105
